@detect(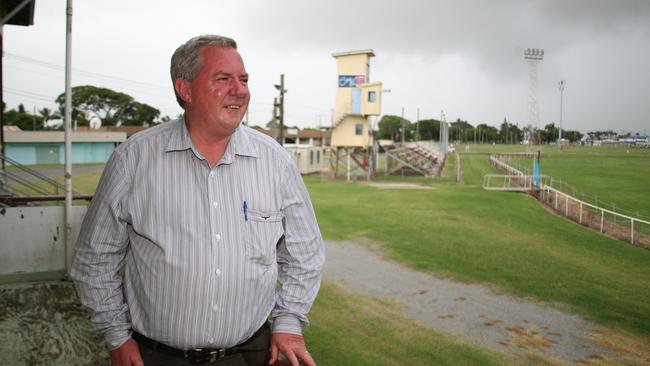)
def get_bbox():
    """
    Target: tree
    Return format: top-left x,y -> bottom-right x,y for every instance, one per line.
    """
121,101 -> 160,126
38,107 -> 61,128
498,120 -> 523,144
538,123 -> 557,144
563,130 -> 583,142
377,115 -> 411,142
4,104 -> 43,130
475,123 -> 499,143
55,85 -> 160,127
410,119 -> 440,141
449,119 -> 473,143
